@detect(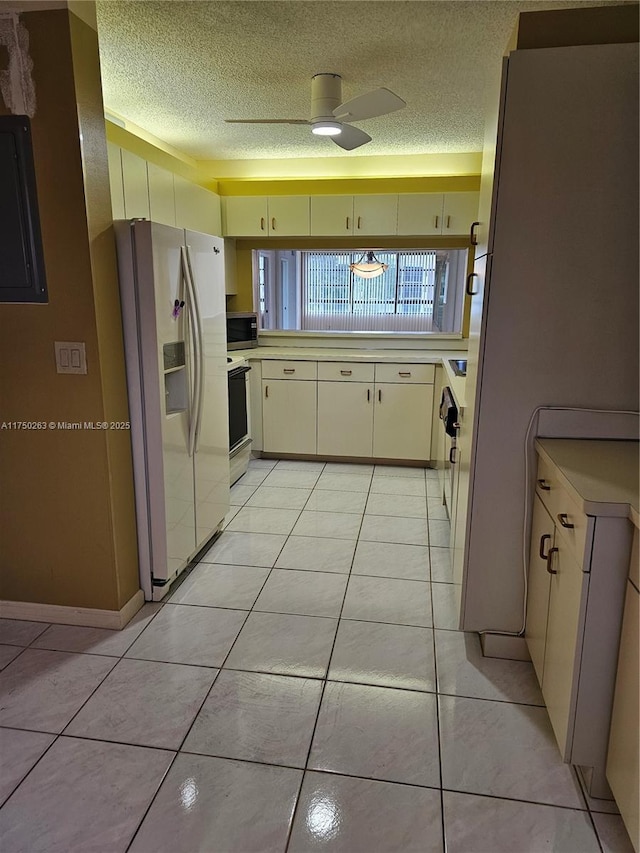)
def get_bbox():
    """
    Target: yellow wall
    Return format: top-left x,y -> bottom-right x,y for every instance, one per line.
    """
0,8 -> 139,611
